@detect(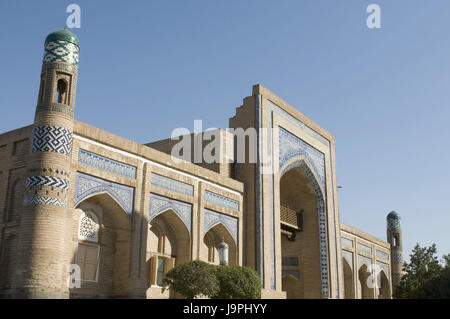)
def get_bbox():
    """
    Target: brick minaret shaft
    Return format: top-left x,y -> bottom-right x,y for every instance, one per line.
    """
386,211 -> 403,287
14,30 -> 80,298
